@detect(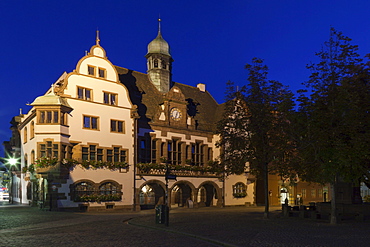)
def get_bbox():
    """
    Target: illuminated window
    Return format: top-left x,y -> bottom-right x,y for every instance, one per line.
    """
233,182 -> 247,198
73,181 -> 95,201
301,189 -> 306,199
103,92 -> 117,105
311,189 -> 316,198
110,120 -> 125,133
83,116 -> 99,130
77,87 -> 92,101
99,182 -> 118,195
